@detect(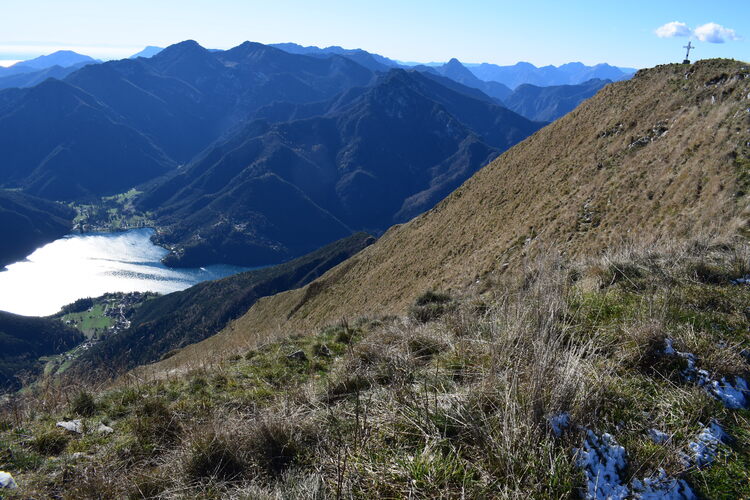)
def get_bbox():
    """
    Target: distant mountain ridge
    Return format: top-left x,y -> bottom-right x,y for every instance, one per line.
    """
0,40 -> 376,199
130,46 -> 163,59
469,61 -> 635,88
0,50 -> 97,78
